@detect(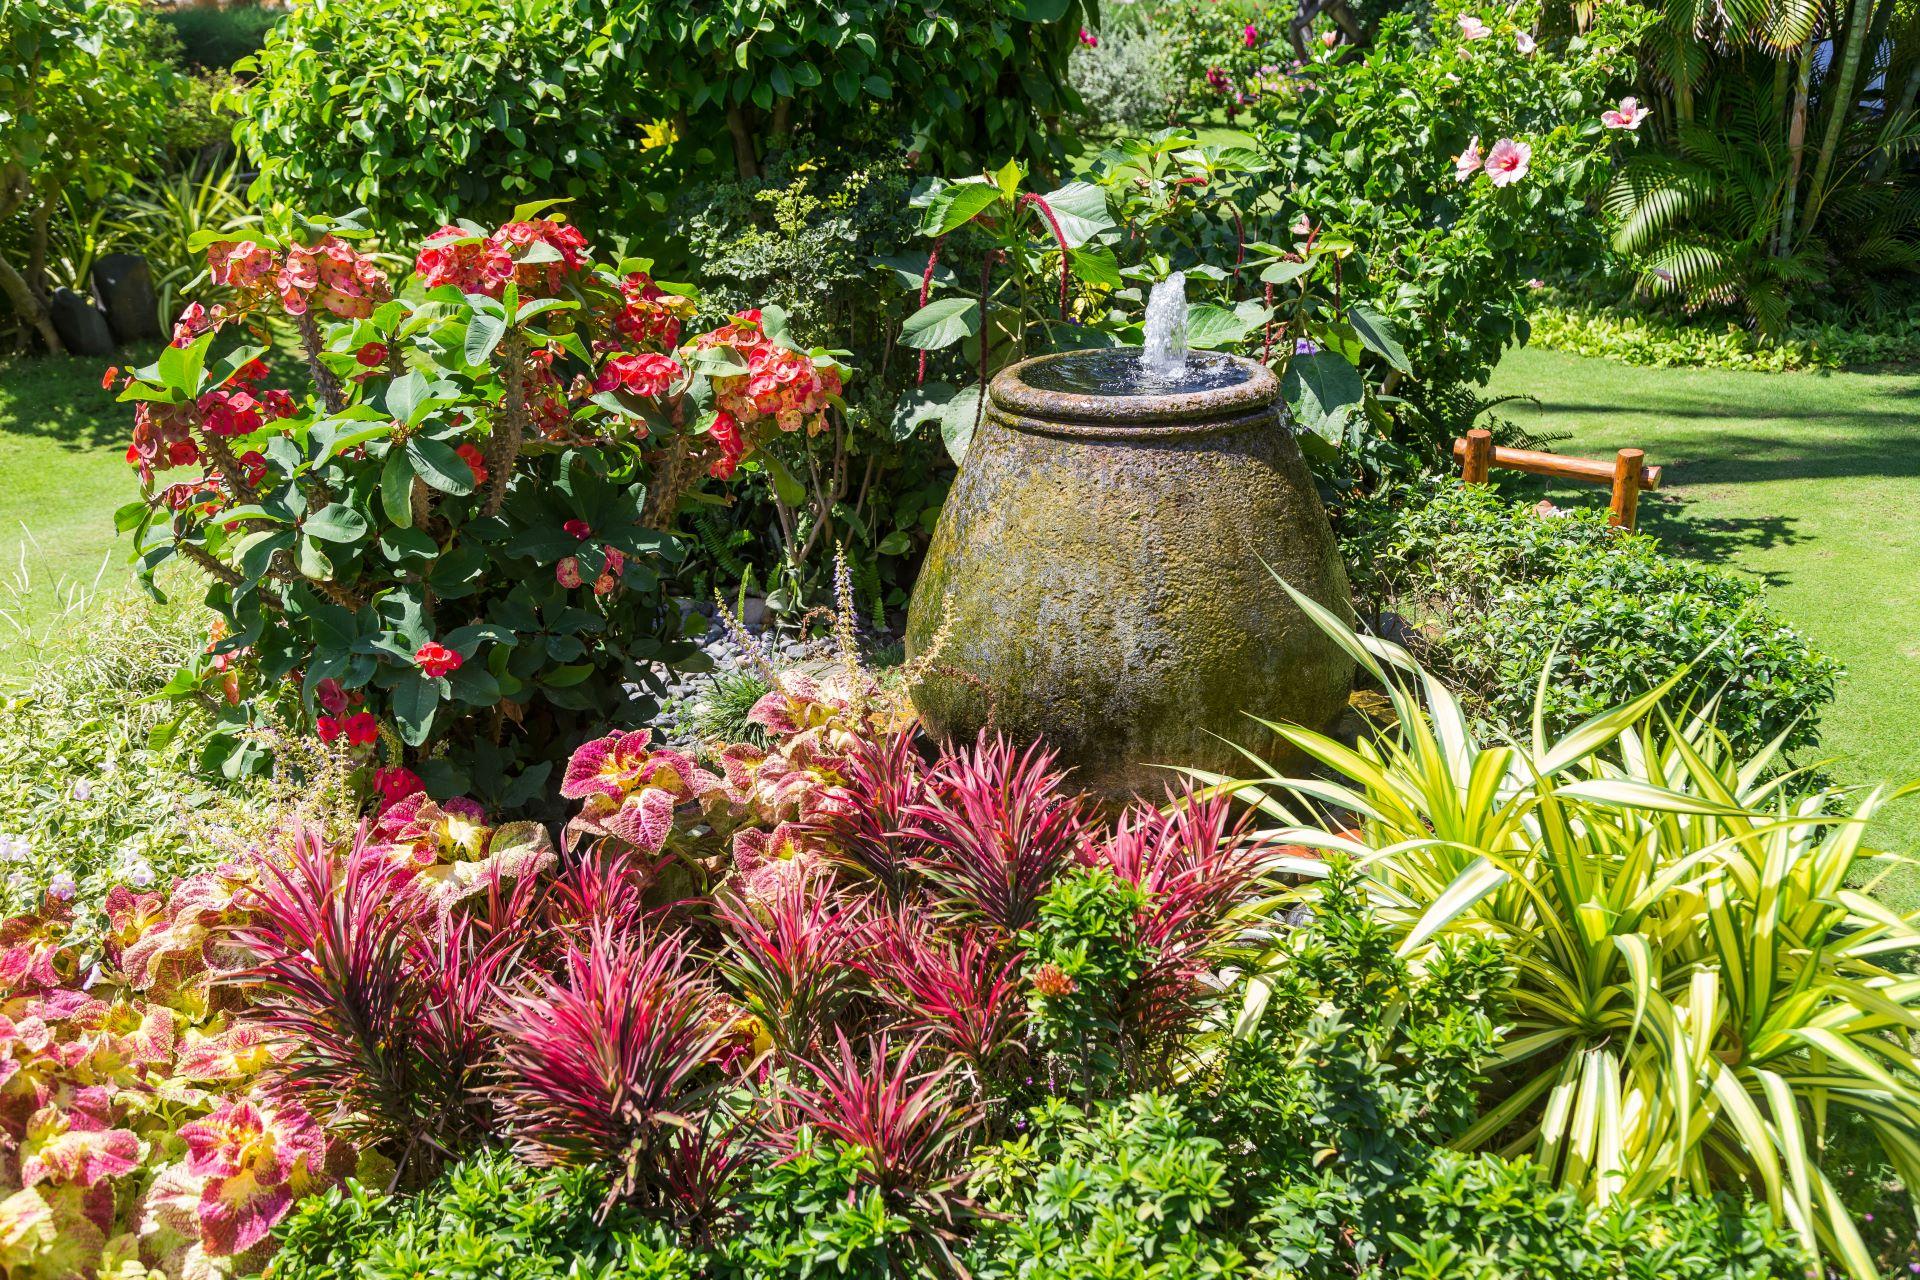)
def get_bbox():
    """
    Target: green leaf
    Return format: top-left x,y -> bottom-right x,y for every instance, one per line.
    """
302,503 -> 369,543
918,181 -> 1001,237
1068,245 -> 1123,290
296,534 -> 334,579
1259,259 -> 1313,286
385,372 -> 431,426
1185,303 -> 1258,349
407,436 -> 476,495
1038,181 -> 1114,247
899,297 -> 981,350
391,672 -> 440,746
761,452 -> 808,508
1282,350 -> 1364,439
939,384 -> 986,465
1348,303 -> 1412,374
464,313 -> 507,366
381,448 -> 415,527
156,335 -> 212,397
